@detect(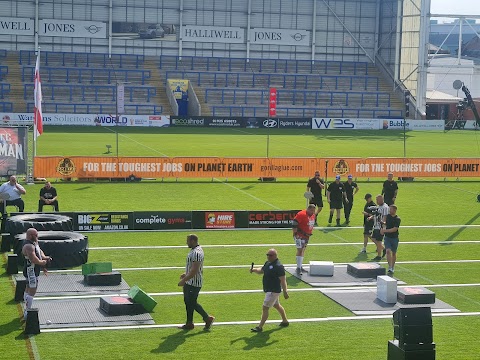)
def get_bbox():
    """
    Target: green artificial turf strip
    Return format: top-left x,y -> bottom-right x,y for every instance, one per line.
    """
29,317 -> 480,360
85,243 -> 480,268
2,126 -> 480,360
37,126 -> 480,158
